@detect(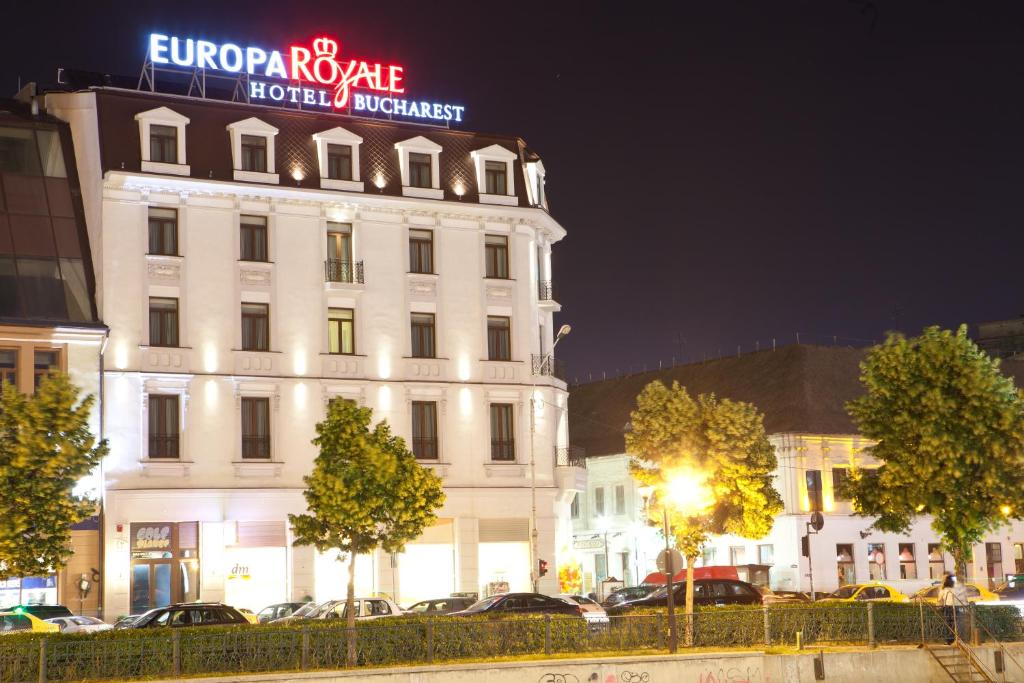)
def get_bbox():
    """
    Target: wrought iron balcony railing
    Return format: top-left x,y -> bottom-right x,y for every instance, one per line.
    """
554,445 -> 586,468
531,354 -> 568,381
538,280 -> 554,301
324,259 -> 365,284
